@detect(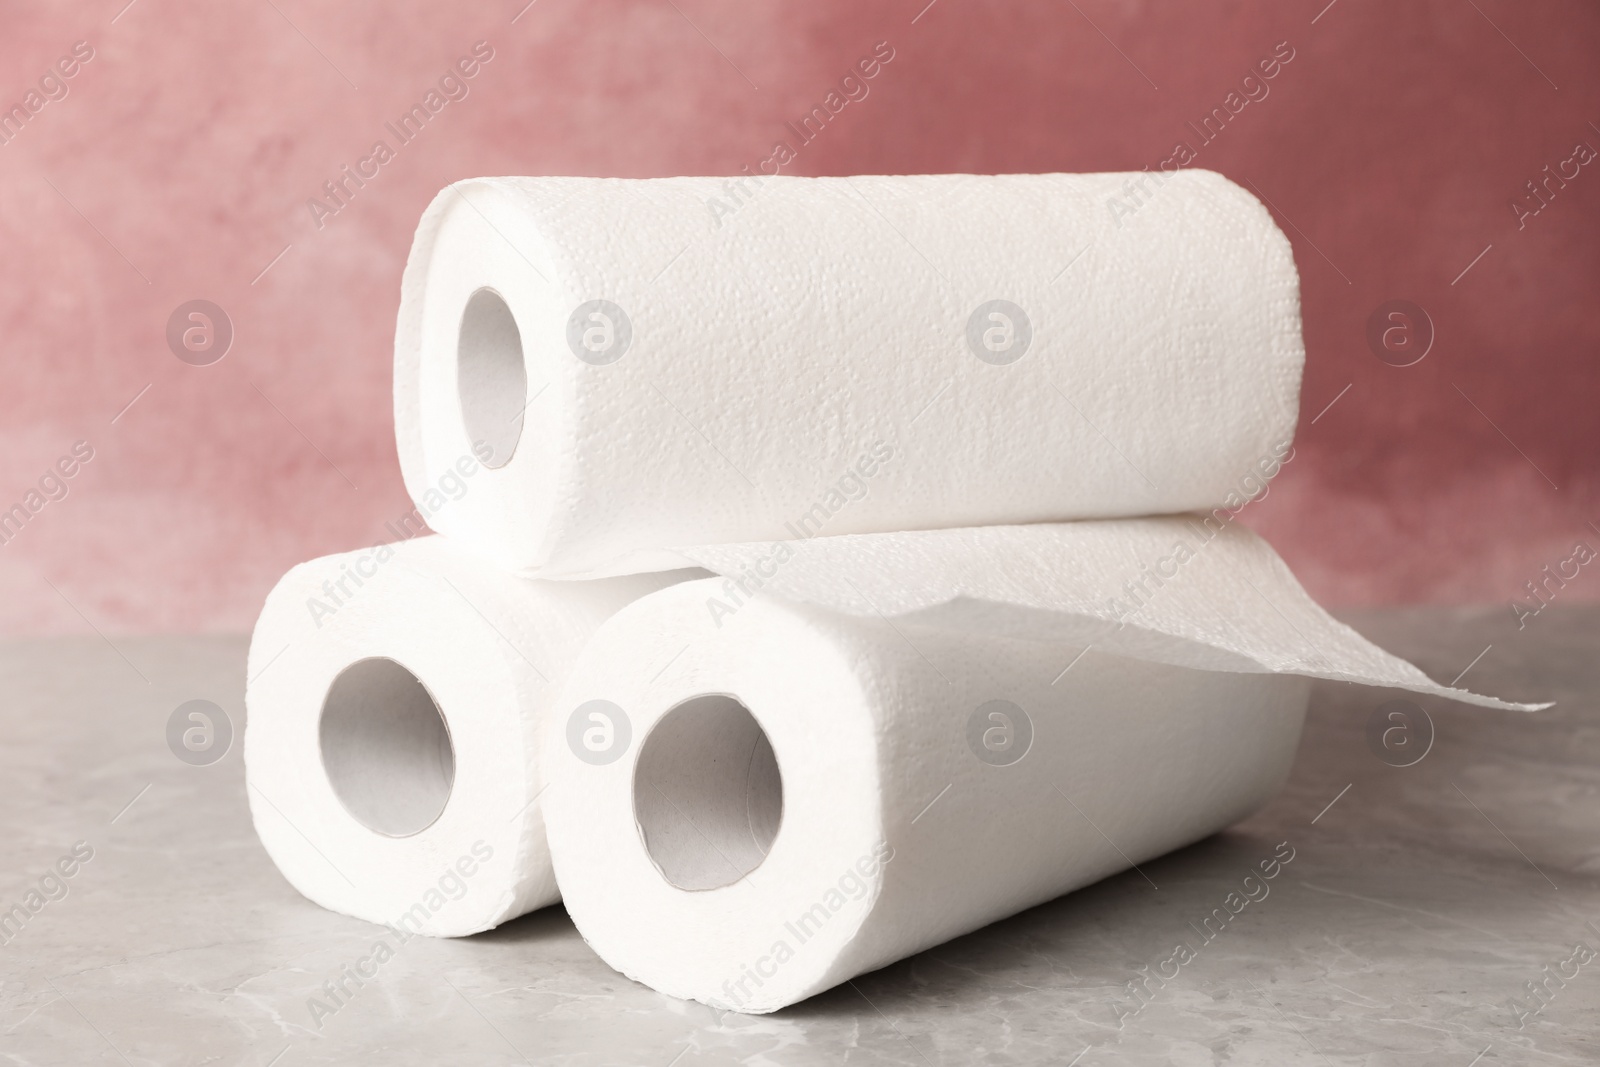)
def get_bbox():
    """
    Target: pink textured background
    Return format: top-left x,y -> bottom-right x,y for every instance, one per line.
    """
2,0 -> 1597,635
